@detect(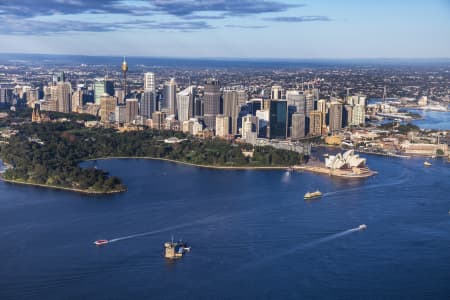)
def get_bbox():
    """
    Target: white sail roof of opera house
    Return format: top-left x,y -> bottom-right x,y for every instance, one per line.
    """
325,150 -> 366,170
